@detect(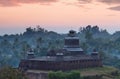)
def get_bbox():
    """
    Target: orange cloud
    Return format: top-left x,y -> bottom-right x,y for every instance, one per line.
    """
0,0 -> 58,7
